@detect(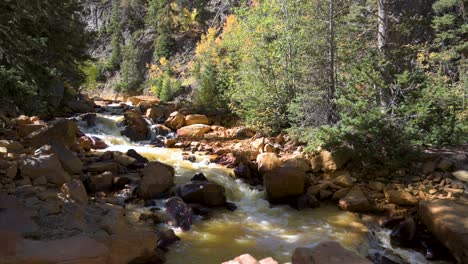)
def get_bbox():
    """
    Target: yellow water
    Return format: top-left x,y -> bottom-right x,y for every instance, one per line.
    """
81,114 -> 371,263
